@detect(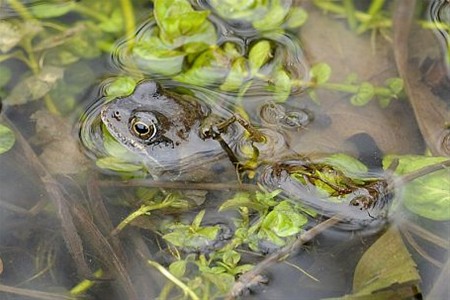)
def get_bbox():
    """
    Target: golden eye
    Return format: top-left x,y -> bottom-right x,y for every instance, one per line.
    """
131,118 -> 156,139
